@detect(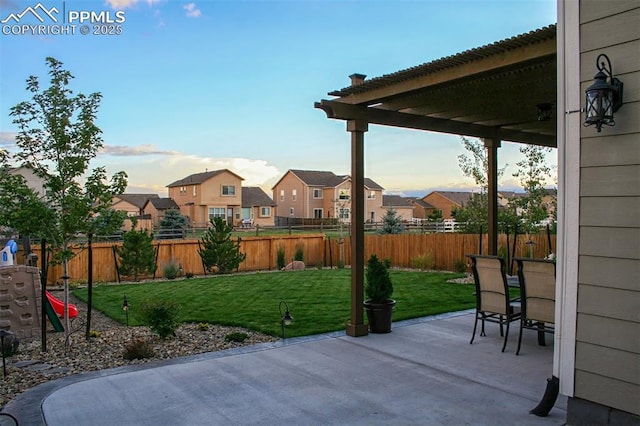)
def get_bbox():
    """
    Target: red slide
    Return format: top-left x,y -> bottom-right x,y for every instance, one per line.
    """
45,291 -> 79,319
